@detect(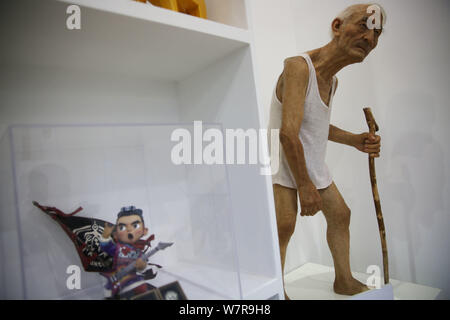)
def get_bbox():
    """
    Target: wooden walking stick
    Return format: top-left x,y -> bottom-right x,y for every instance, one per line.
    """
363,107 -> 389,284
